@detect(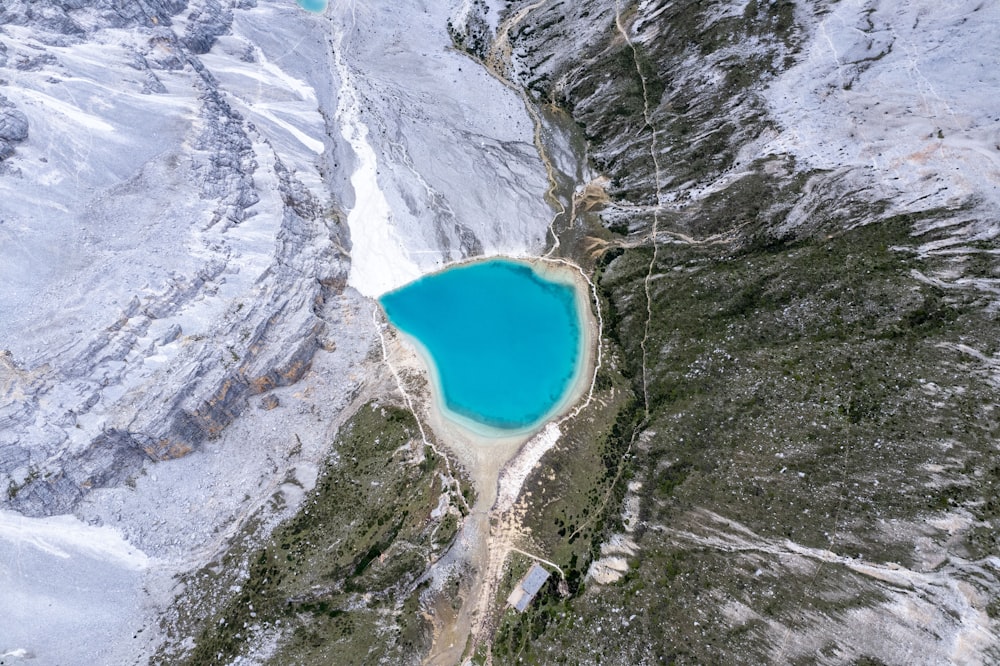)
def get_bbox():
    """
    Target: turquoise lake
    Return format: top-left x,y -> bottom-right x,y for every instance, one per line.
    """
380,259 -> 582,431
296,0 -> 327,12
